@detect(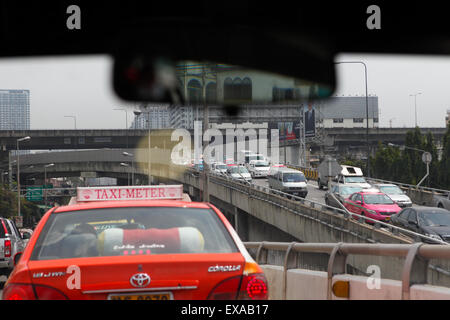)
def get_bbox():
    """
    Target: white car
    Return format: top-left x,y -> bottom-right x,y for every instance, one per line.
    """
211,162 -> 228,175
374,183 -> 413,208
227,165 -> 252,183
248,160 -> 270,178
